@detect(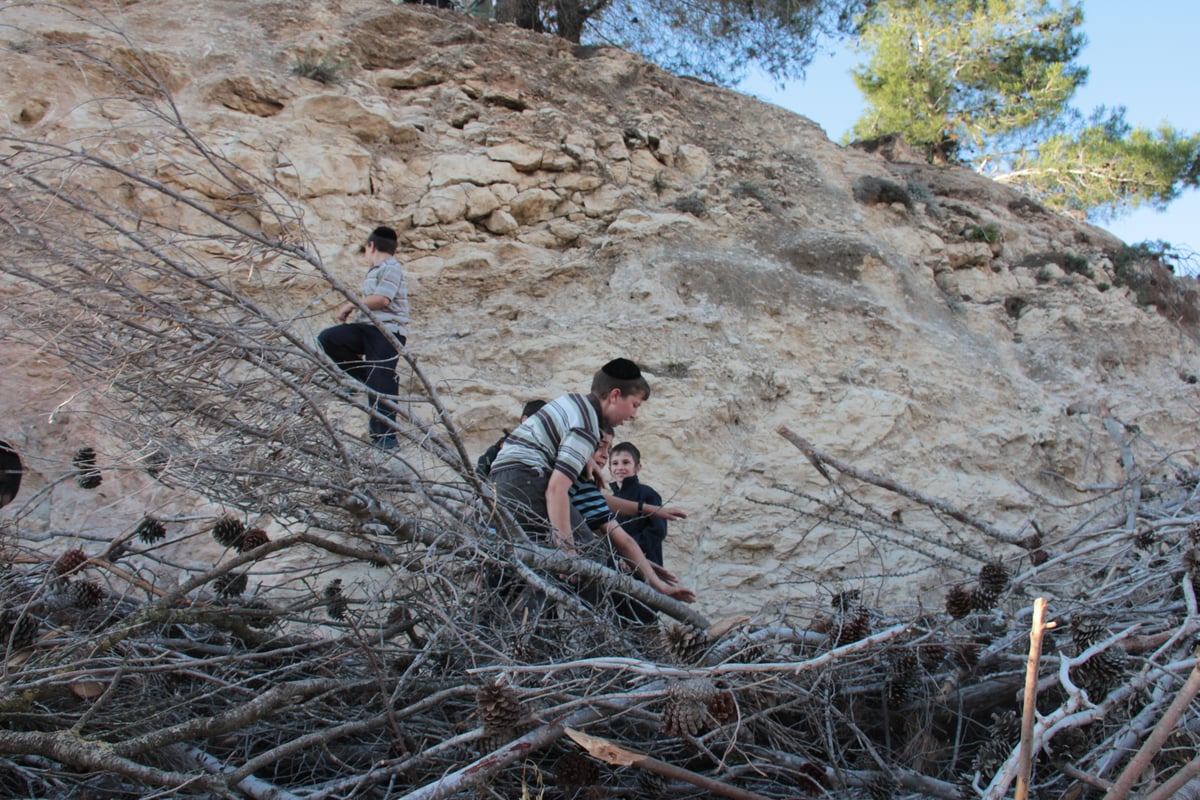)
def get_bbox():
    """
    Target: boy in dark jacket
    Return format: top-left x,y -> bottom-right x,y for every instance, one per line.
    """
608,441 -> 668,566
